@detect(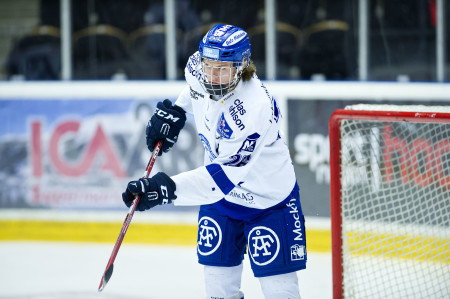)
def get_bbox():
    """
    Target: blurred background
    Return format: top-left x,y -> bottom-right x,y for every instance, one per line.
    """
0,1 -> 449,298
0,0 -> 448,81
